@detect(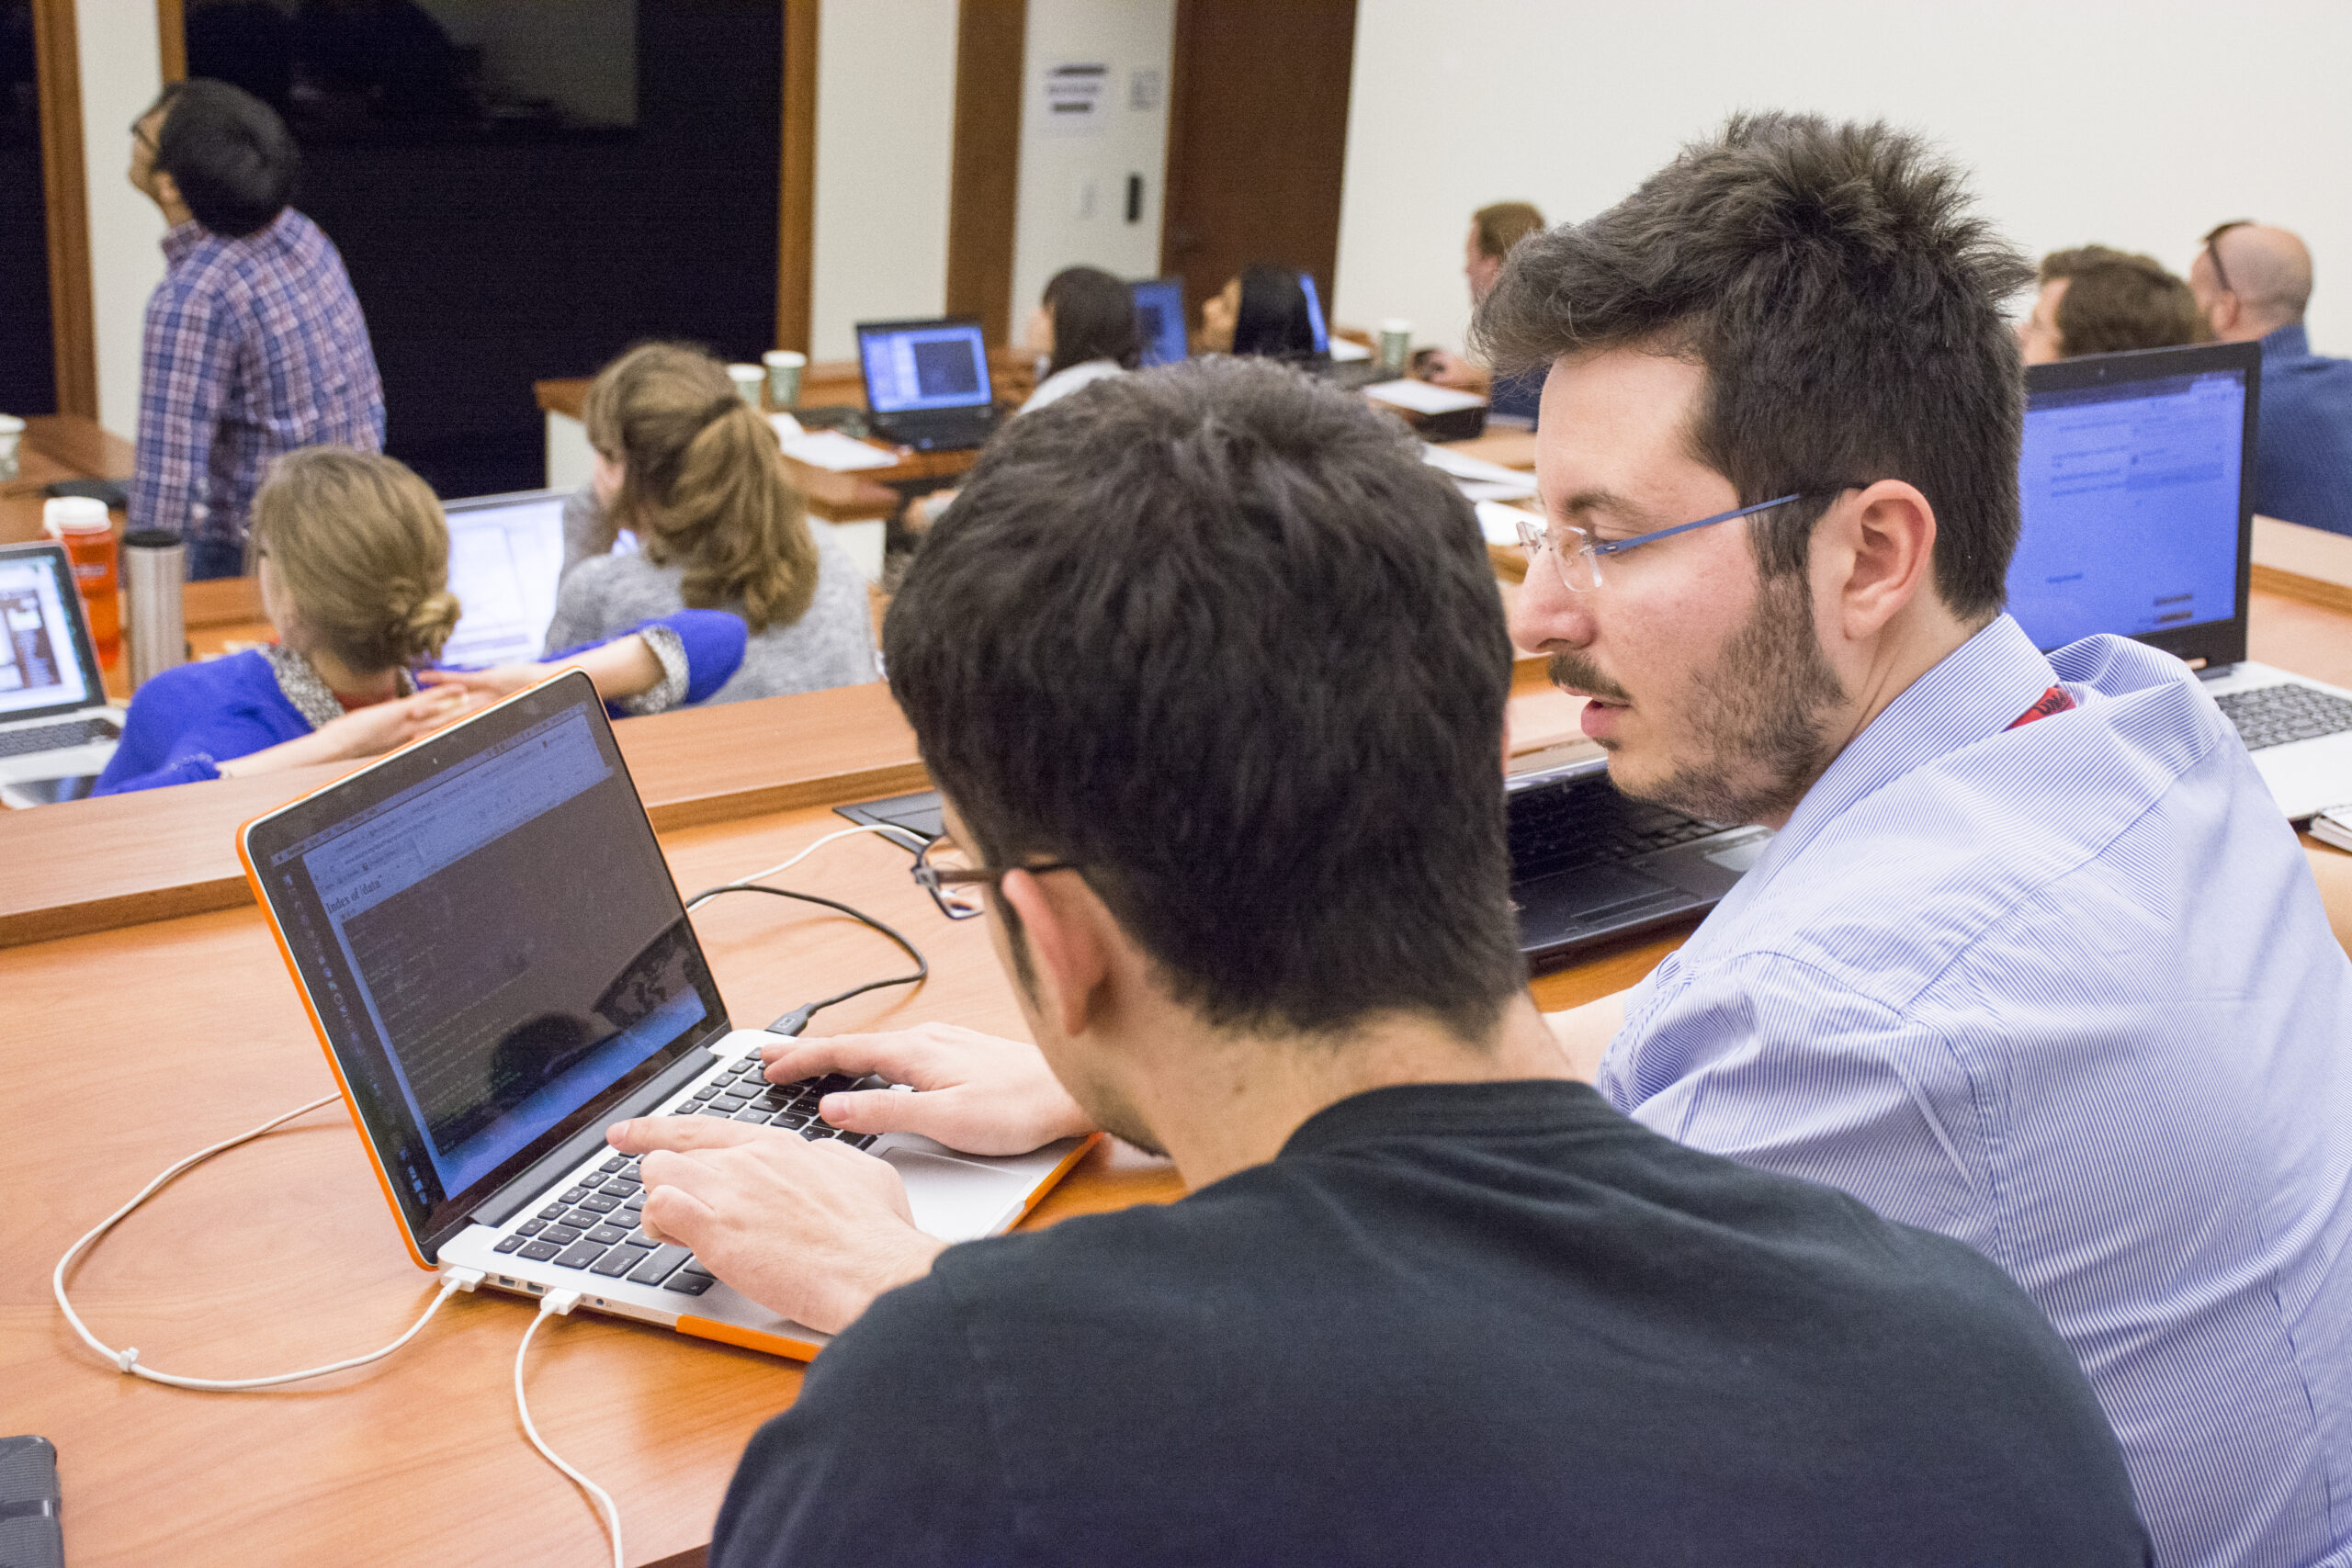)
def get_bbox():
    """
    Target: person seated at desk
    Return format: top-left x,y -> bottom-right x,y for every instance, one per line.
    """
2190,220 -> 2352,535
906,265 -> 1143,532
2016,244 -> 2203,364
611,358 -> 2148,1567
126,78 -> 386,581
1195,263 -> 1319,357
551,342 -> 876,703
1420,199 -> 1546,423
96,448 -> 742,795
